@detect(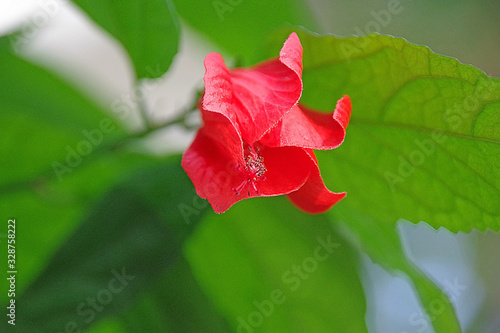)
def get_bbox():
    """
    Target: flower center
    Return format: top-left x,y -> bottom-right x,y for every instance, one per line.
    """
232,147 -> 267,196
